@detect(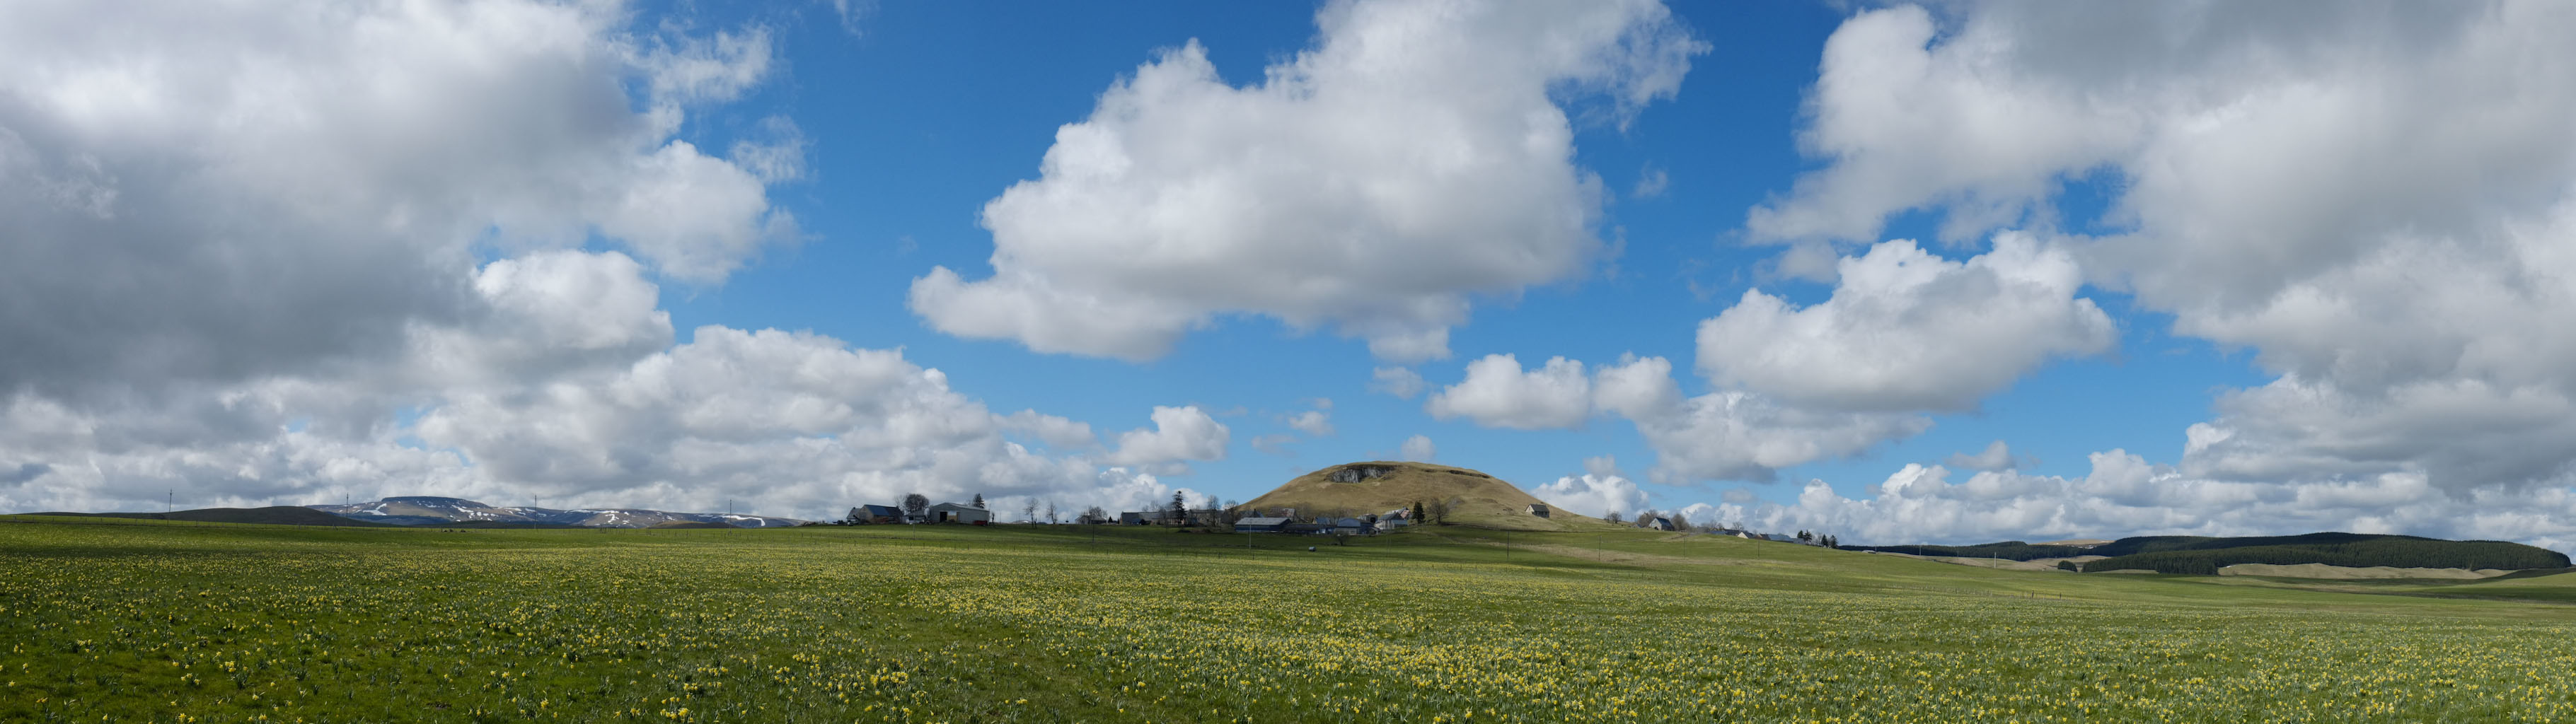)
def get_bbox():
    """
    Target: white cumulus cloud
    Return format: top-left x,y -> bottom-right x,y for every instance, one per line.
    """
1370,367 -> 1427,399
1698,233 -> 2114,412
1944,440 -> 2019,472
1426,354 -> 1595,430
1534,472 -> 1647,520
1755,1 -> 2576,495
909,0 -> 1706,362
0,0 -> 793,399
1399,434 -> 1436,463
1107,406 -> 1231,471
